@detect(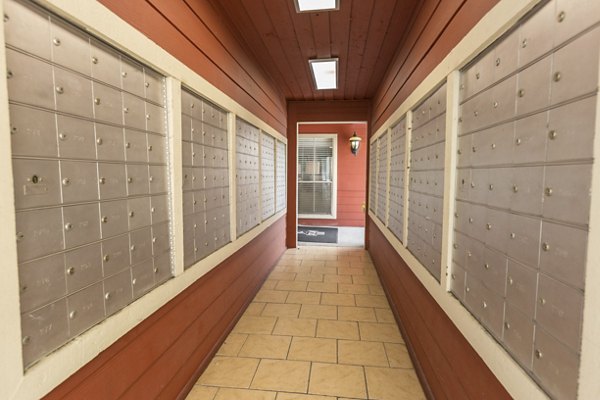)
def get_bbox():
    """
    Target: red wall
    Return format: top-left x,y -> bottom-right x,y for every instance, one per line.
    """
297,123 -> 367,227
286,100 -> 371,248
